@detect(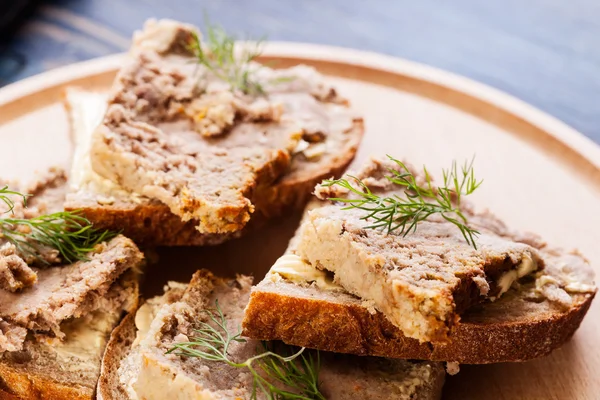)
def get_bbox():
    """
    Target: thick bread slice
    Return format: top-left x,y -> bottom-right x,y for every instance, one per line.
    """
99,270 -> 445,400
0,268 -> 140,400
243,265 -> 594,364
63,61 -> 362,244
242,172 -> 597,363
